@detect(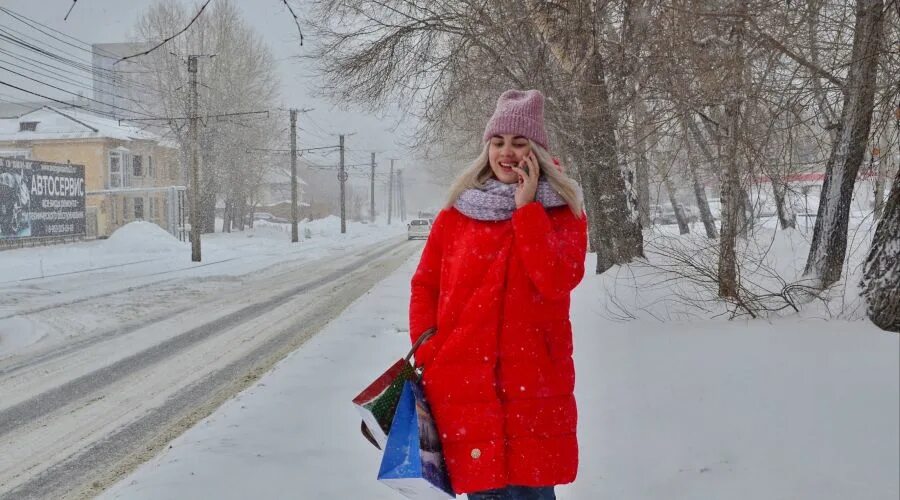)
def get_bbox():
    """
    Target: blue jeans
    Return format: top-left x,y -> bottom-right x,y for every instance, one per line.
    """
467,485 -> 556,500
